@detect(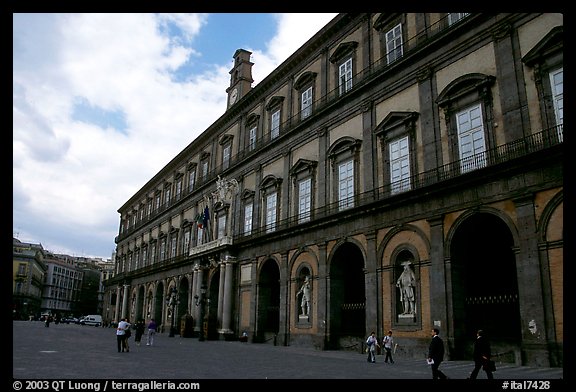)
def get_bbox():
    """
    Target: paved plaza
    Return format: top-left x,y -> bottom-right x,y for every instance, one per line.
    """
12,321 -> 565,389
